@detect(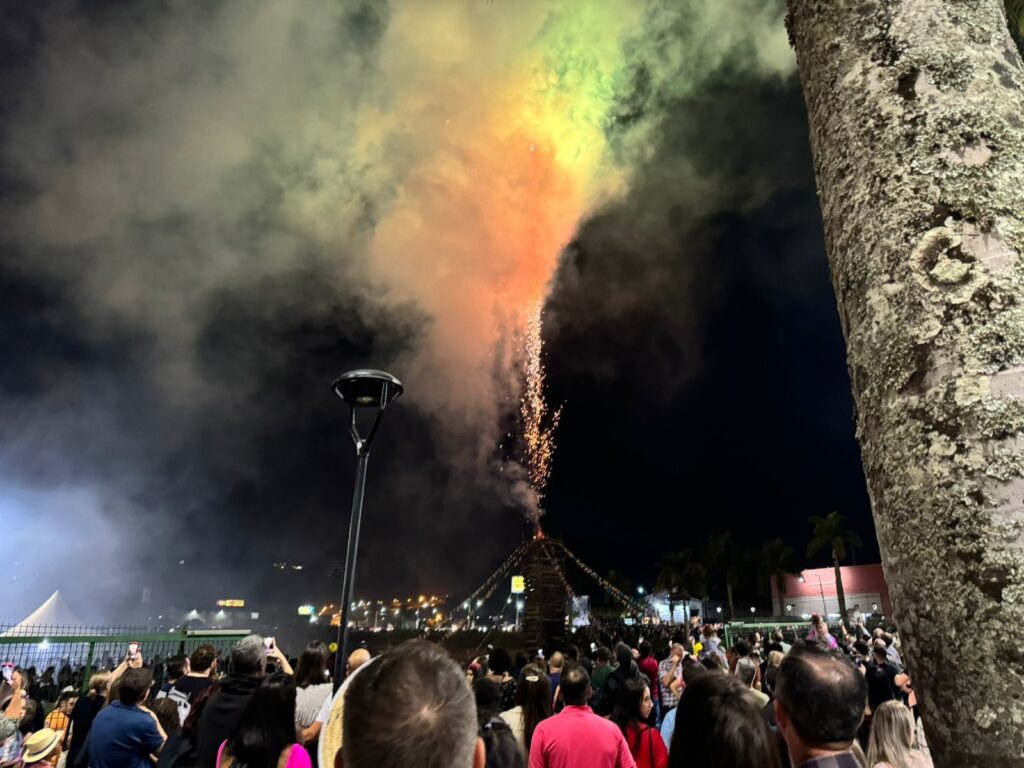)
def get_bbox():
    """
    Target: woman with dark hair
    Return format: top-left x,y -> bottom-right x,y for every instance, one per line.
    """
157,683 -> 218,768
485,648 -> 517,711
610,679 -> 667,768
292,642 -> 332,731
151,698 -> 182,739
473,678 -> 524,768
668,673 -> 781,768
501,664 -> 551,757
216,673 -> 310,768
